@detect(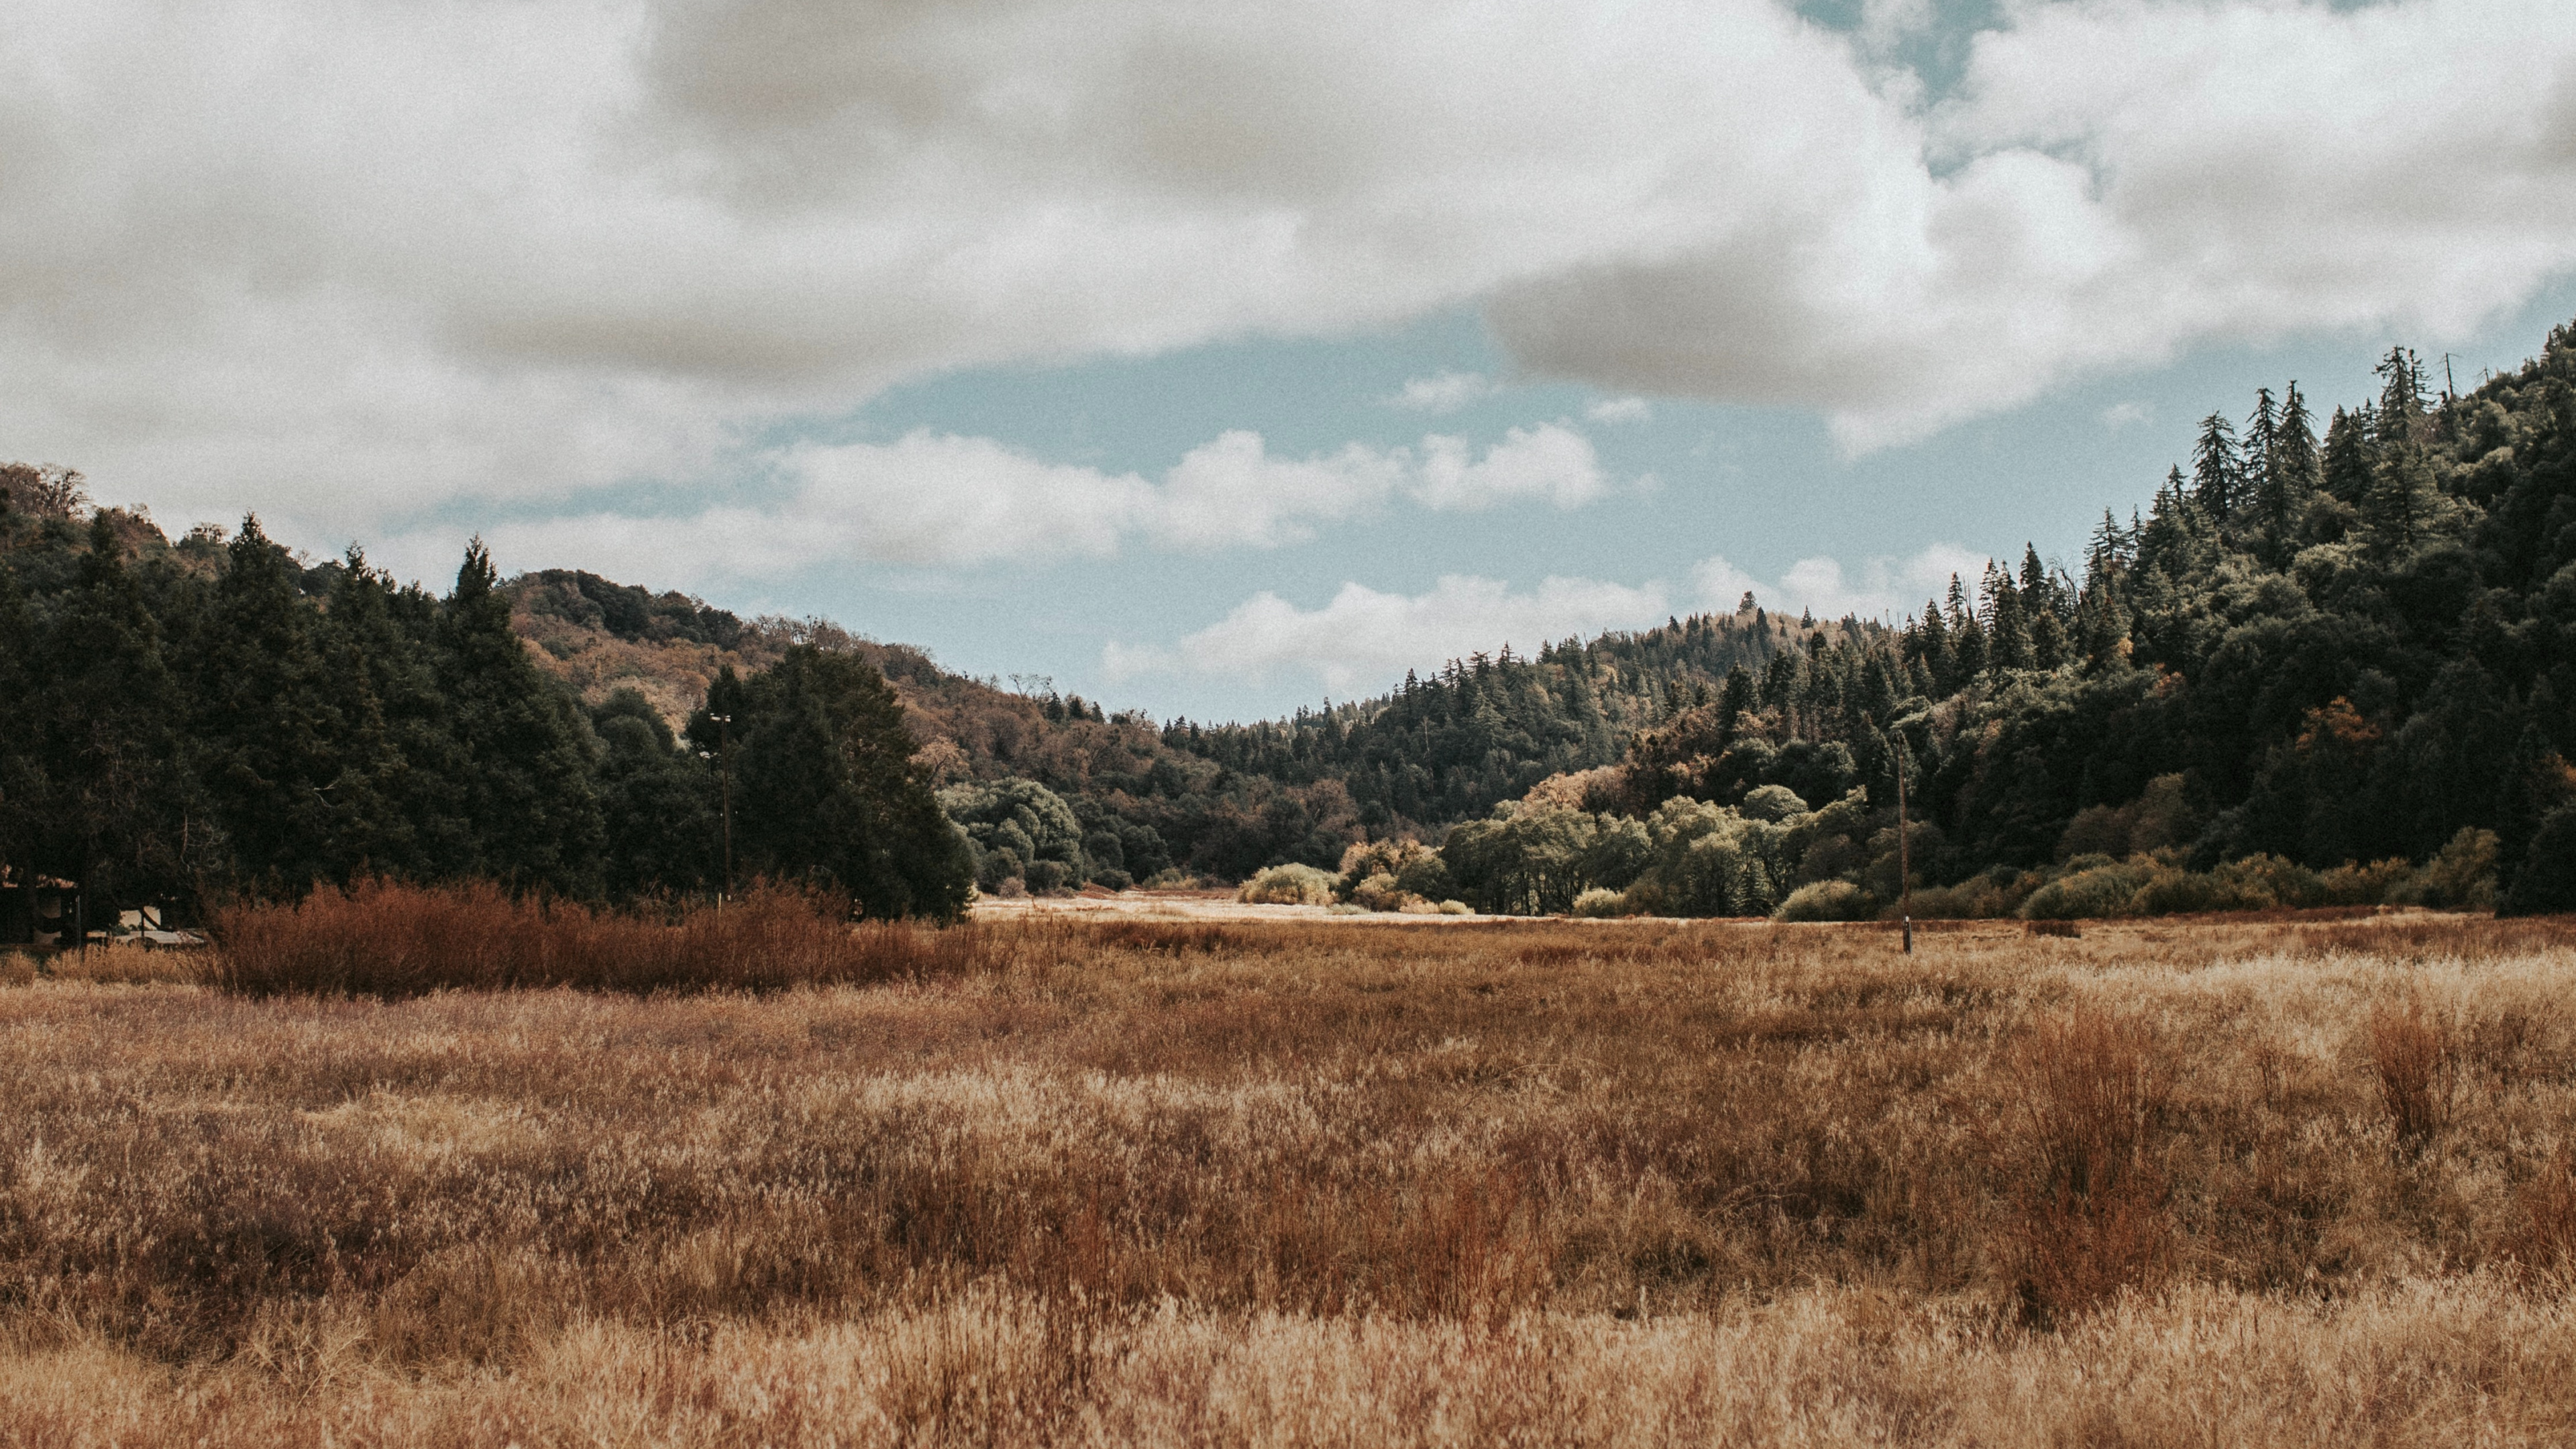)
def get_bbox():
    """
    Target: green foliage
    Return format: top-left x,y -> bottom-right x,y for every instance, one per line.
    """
1238,863 -> 1338,906
2021,860 -> 2156,920
1440,803 -> 1607,915
702,646 -> 973,921
1774,879 -> 1876,922
1569,886 -> 1627,918
2503,806 -> 2576,915
0,513 -> 966,921
941,776 -> 1088,893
